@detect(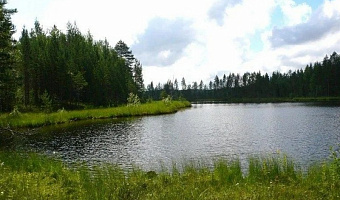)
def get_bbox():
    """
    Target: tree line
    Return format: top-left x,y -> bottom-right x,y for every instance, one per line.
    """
146,52 -> 340,101
1,1 -> 340,112
0,1 -> 144,112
